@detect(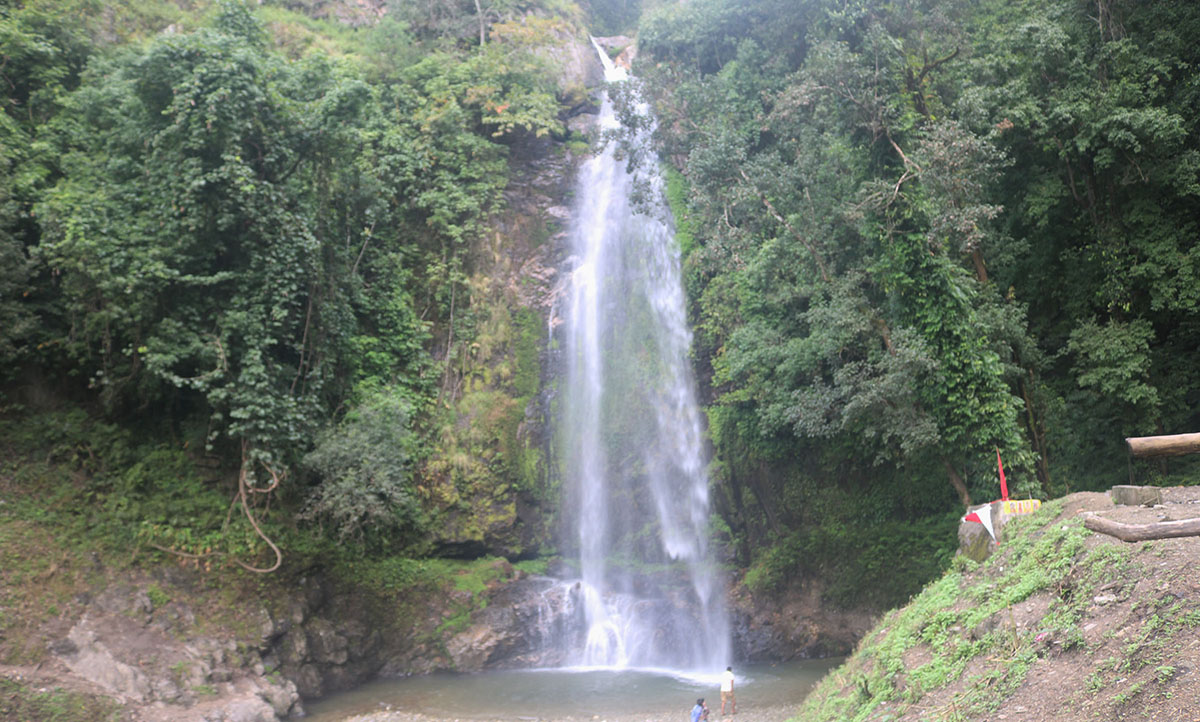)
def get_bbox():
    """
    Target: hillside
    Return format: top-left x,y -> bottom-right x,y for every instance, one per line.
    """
800,489 -> 1200,722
